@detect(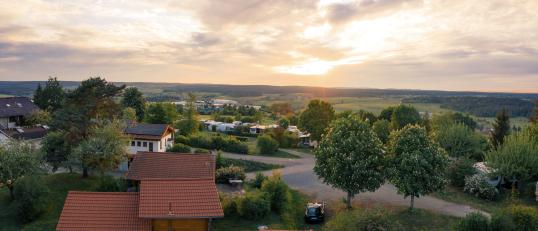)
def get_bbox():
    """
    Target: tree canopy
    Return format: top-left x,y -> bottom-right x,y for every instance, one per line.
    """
33,77 -> 65,111
121,87 -> 146,121
41,131 -> 71,172
175,93 -> 199,136
388,125 -> 449,209
298,99 -> 335,141
490,108 -> 510,149
144,103 -> 178,124
372,119 -> 390,144
432,123 -> 487,161
0,140 -> 41,199
390,105 -> 421,130
314,115 -> 385,208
